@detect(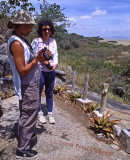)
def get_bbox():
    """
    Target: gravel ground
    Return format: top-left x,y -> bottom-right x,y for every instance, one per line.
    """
0,95 -> 130,160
